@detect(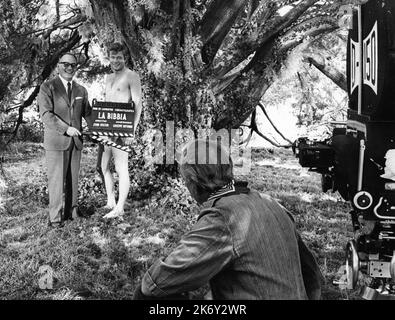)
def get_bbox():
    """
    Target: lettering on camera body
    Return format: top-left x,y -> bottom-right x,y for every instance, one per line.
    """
350,21 -> 378,95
